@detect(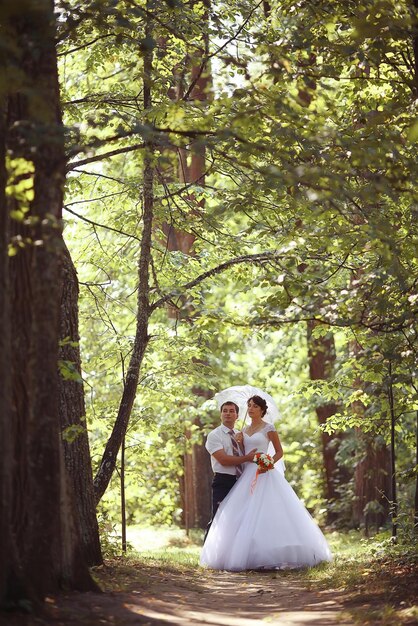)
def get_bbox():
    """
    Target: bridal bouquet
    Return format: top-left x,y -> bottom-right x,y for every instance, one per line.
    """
251,453 -> 274,493
253,452 -> 274,473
